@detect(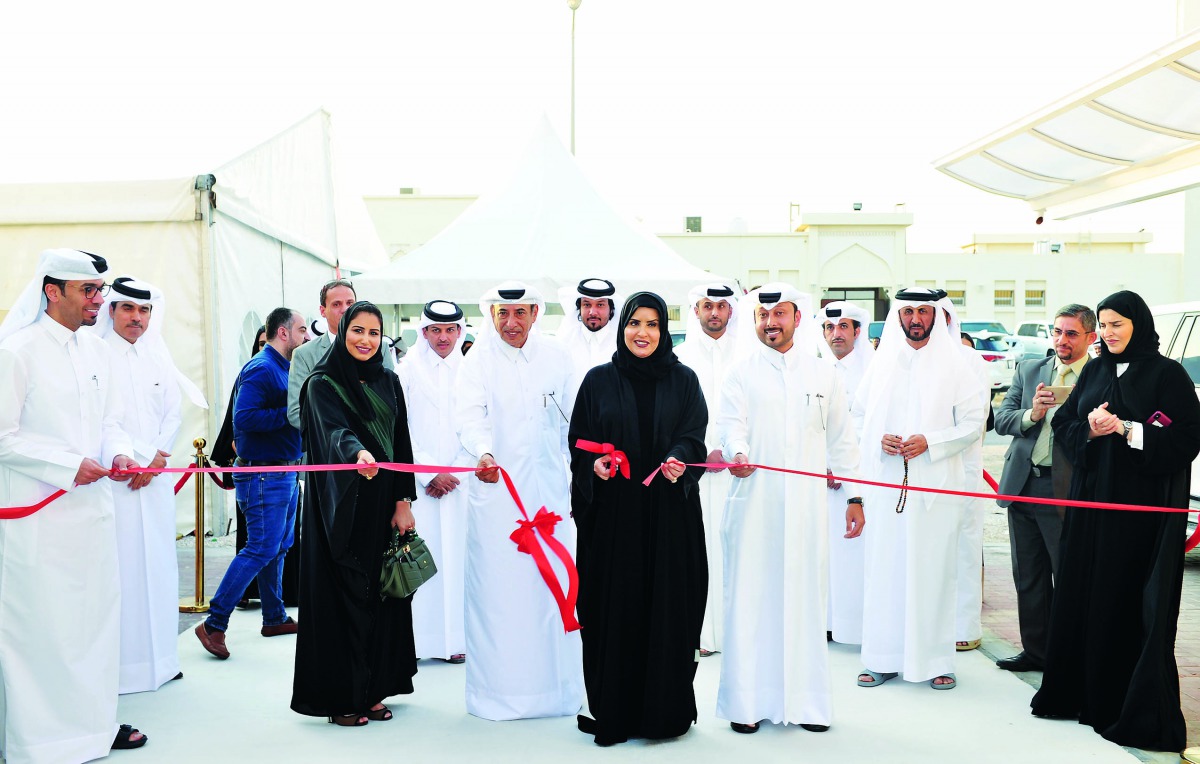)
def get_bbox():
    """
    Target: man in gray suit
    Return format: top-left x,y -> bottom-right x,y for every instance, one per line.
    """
993,303 -> 1096,672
